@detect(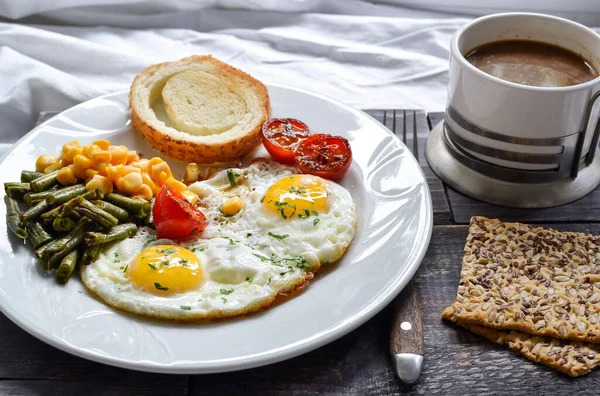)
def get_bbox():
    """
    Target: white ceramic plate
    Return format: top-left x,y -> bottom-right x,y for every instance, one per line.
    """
0,84 -> 432,374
